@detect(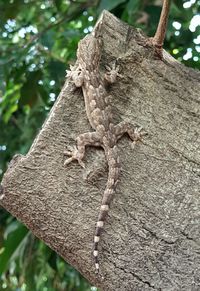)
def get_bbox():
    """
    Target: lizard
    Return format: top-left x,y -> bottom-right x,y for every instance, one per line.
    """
64,27 -> 146,273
